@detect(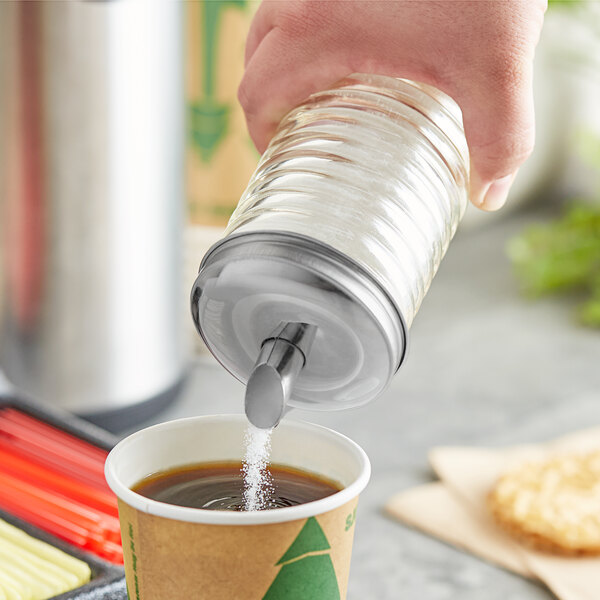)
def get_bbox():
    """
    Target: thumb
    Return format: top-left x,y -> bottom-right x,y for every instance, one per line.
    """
454,60 -> 536,212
